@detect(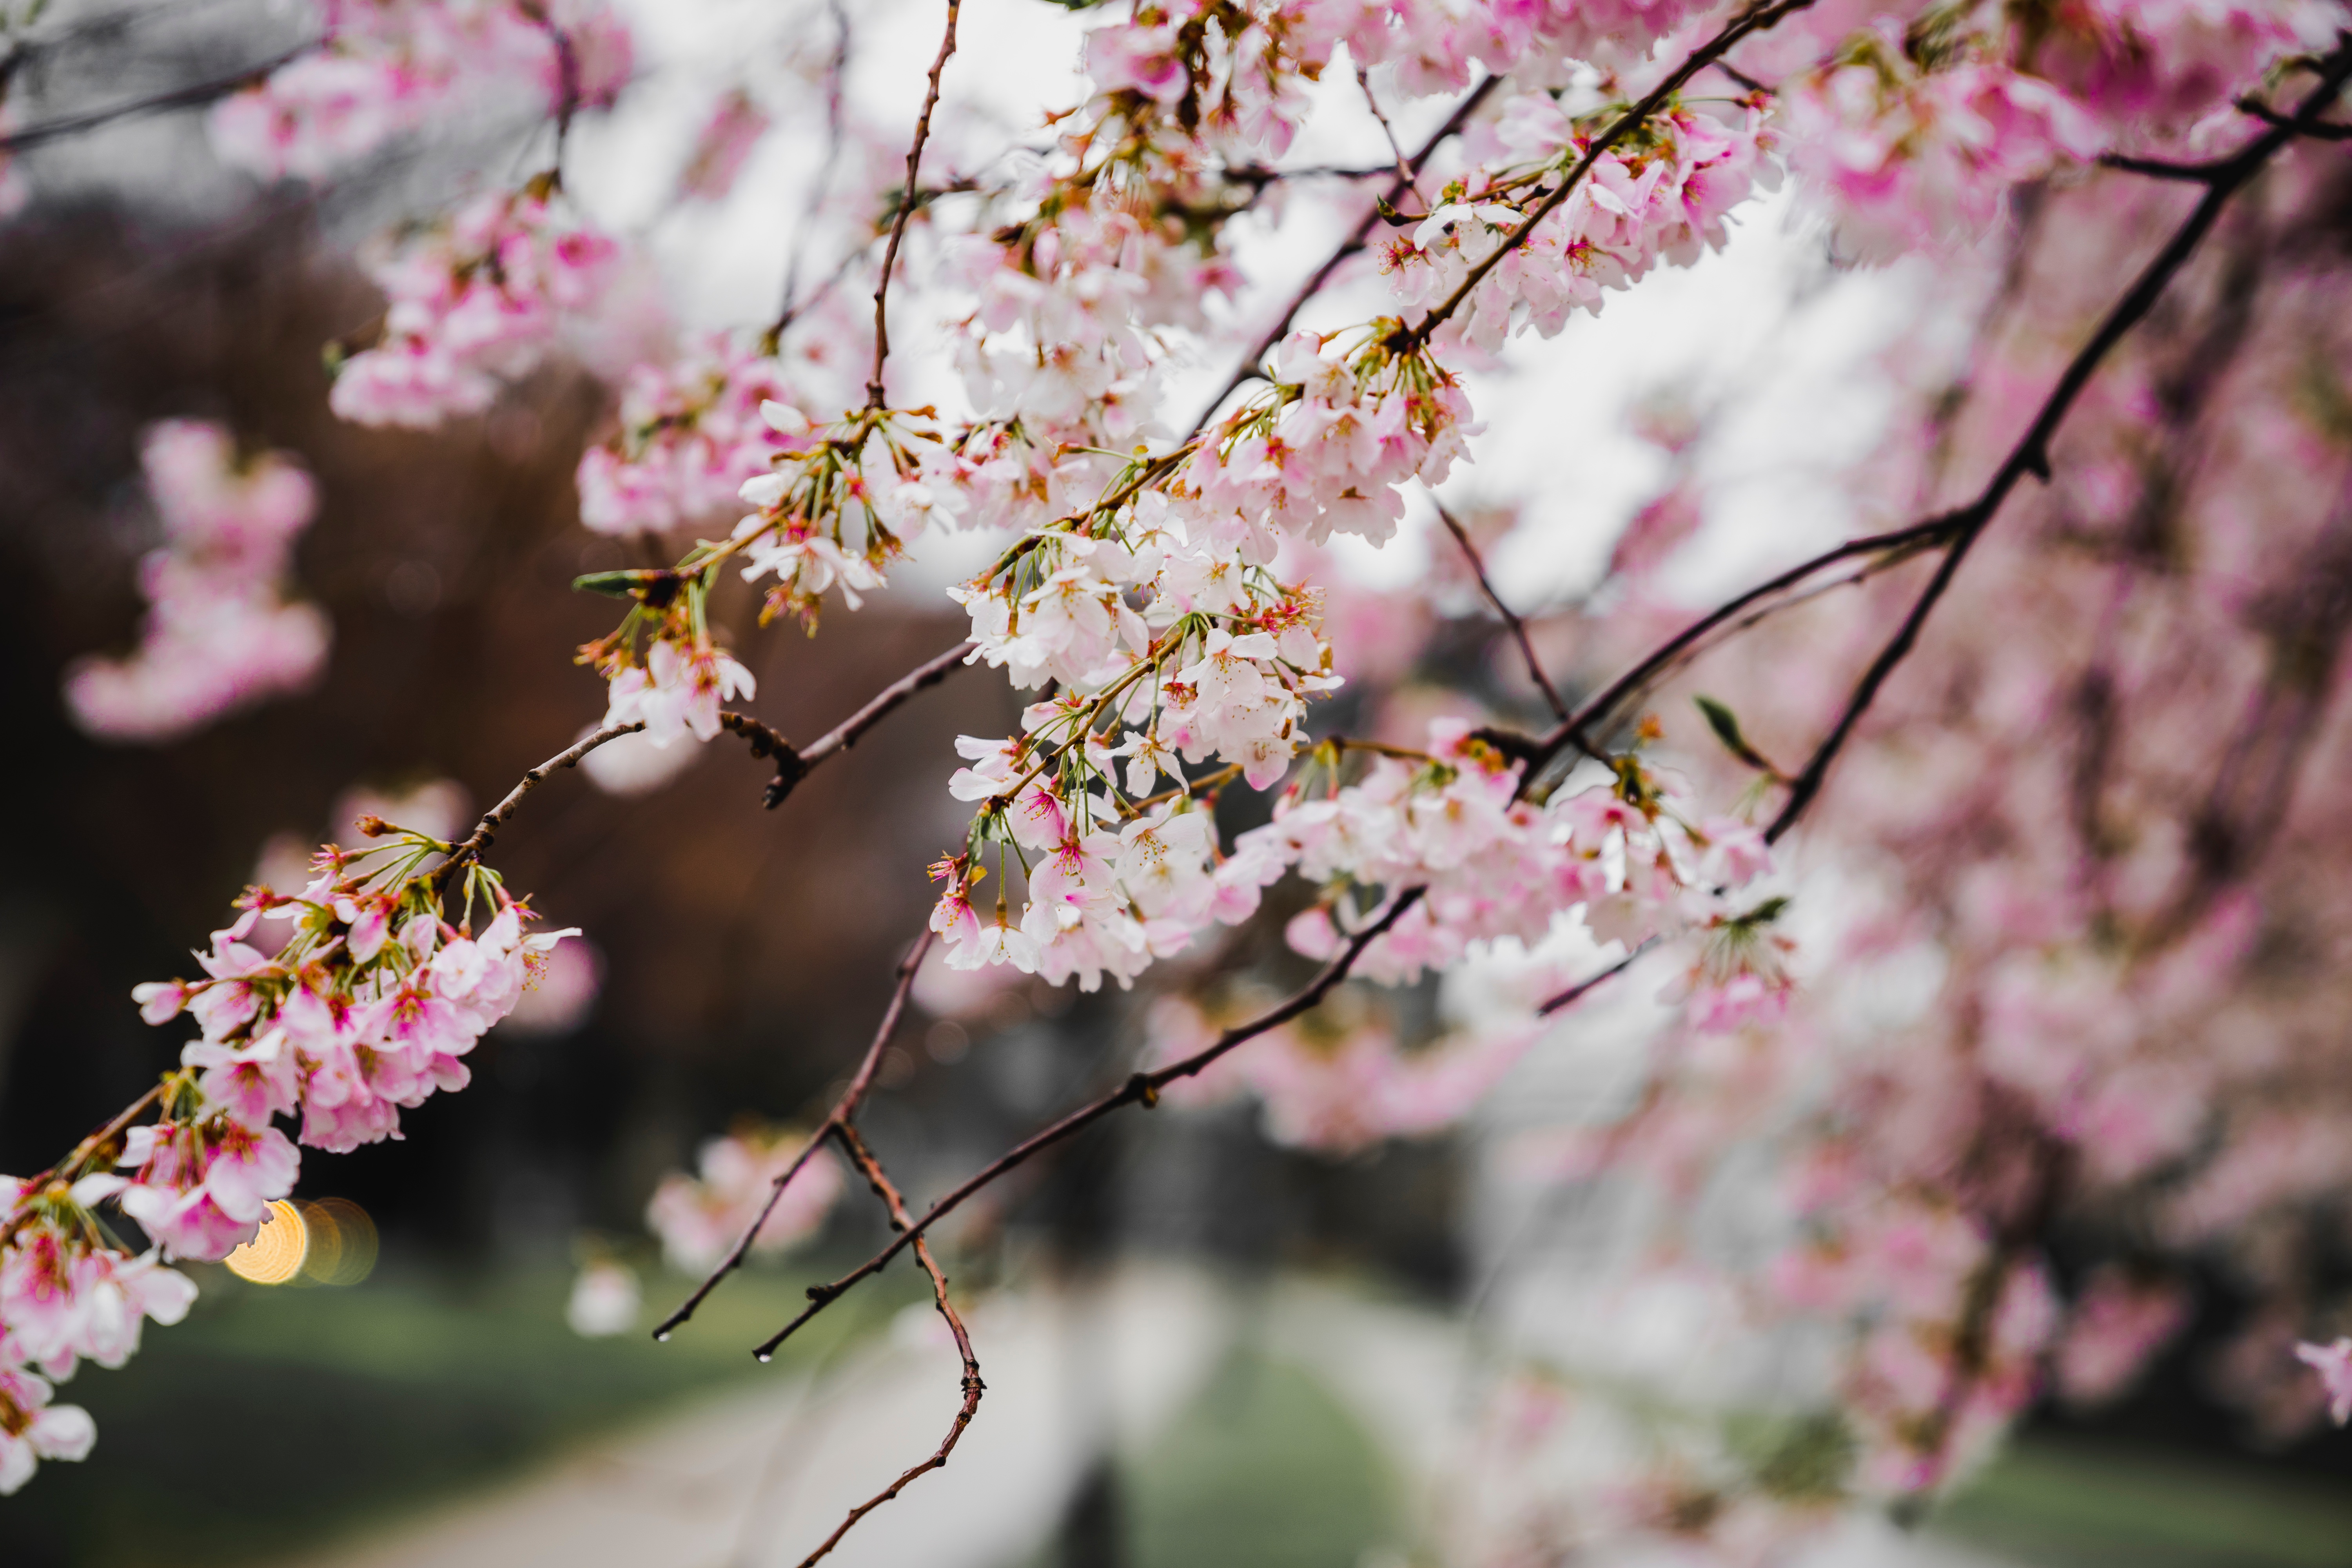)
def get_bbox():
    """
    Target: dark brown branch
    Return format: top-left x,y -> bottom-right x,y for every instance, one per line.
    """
1404,0 -> 1814,347
1185,75 -> 1500,434
867,0 -> 961,407
1518,518 -> 1956,771
2236,95 -> 2352,139
793,1122 -> 985,1568
0,39 -> 316,153
1761,34 -> 2352,845
1534,938 -> 1654,1017
750,887 -> 1426,1359
652,930 -> 934,1341
0,1083 -> 167,1250
436,719 -> 648,887
1434,501 -> 1567,720
713,640 -> 974,809
2098,151 -> 2232,183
